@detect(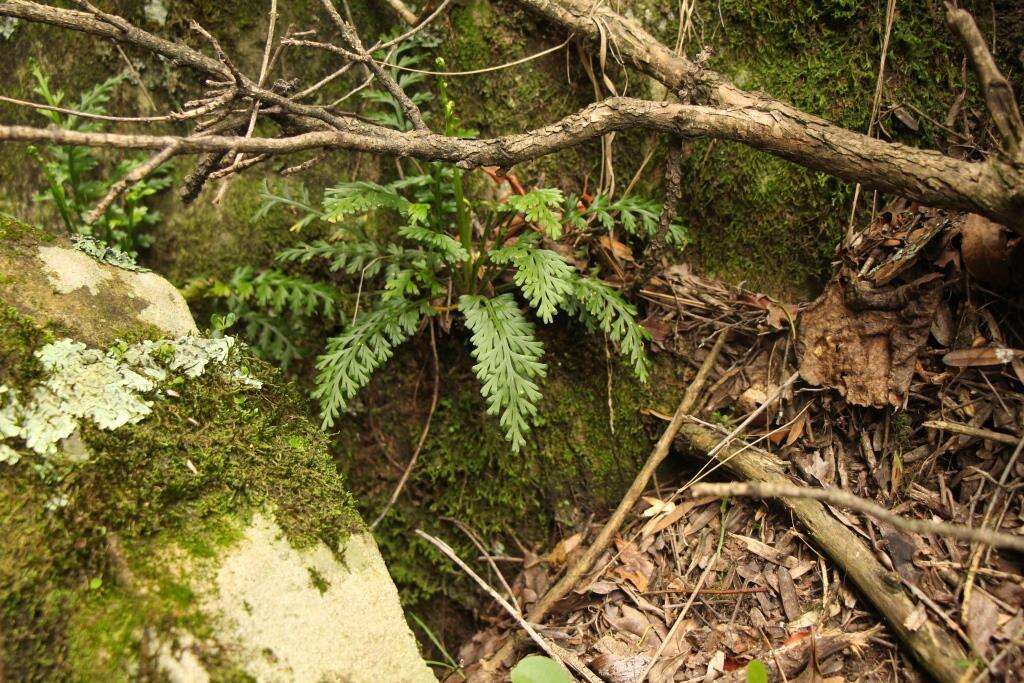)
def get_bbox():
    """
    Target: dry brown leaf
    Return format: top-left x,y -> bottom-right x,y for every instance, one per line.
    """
798,276 -> 941,407
968,591 -> 1001,656
903,603 -> 927,632
942,346 -> 1024,367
